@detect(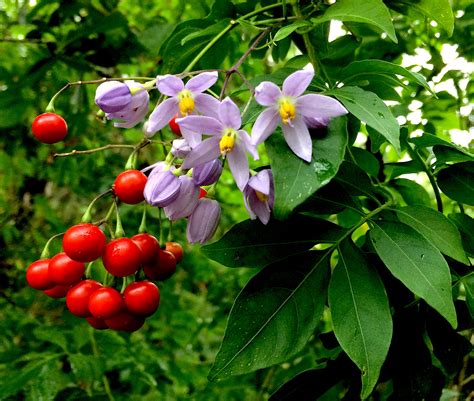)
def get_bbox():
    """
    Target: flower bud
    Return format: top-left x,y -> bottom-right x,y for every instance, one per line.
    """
144,167 -> 181,207
164,176 -> 200,220
95,81 -> 132,113
244,169 -> 274,224
171,139 -> 192,159
192,159 -> 223,186
106,81 -> 149,128
186,198 -> 221,244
